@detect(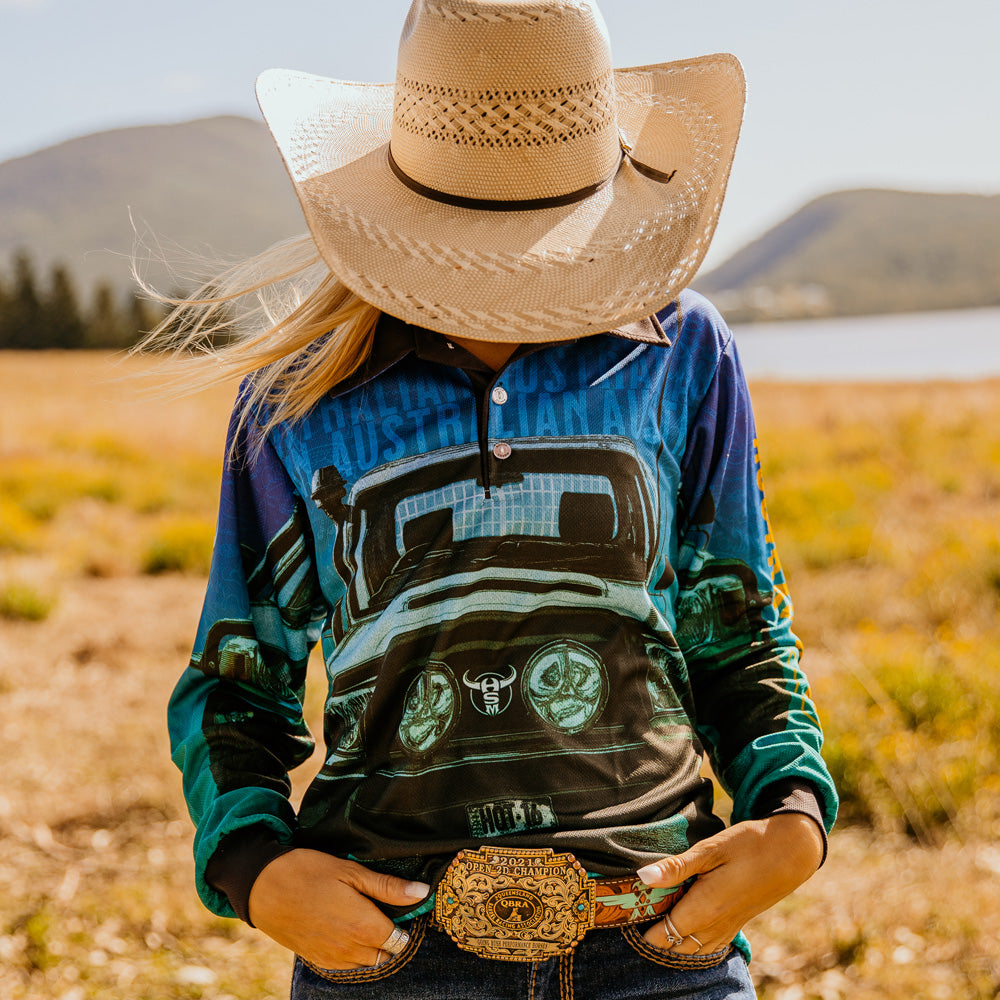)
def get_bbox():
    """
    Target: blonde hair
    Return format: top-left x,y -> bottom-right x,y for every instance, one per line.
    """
132,235 -> 381,455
